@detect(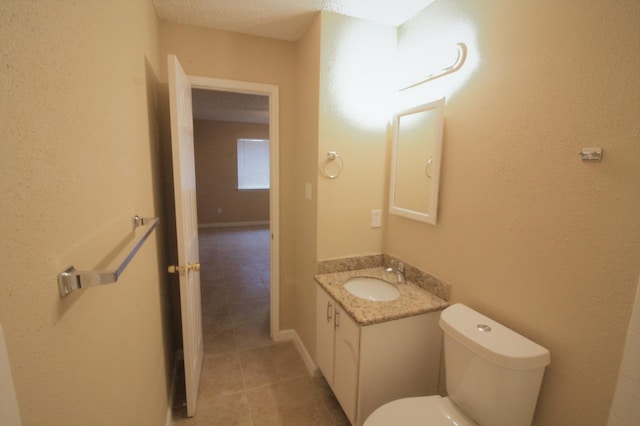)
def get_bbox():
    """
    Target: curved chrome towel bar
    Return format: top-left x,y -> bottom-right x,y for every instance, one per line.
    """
57,215 -> 159,298
400,42 -> 467,91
